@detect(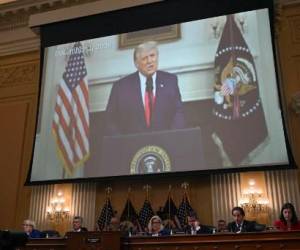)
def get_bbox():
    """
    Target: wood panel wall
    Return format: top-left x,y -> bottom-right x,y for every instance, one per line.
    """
277,2 -> 300,168
0,51 -> 40,230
